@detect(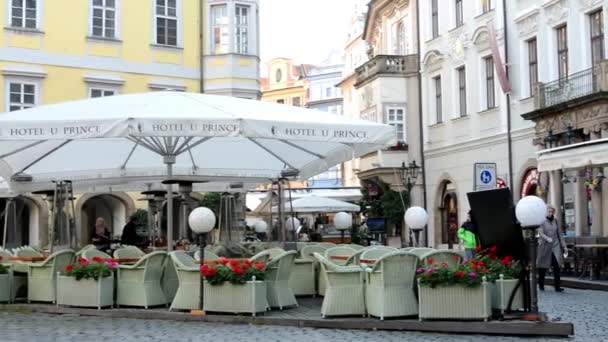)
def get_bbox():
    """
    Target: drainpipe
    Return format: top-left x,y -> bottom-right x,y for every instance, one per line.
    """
503,0 -> 514,195
199,0 -> 205,93
415,0 -> 429,245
